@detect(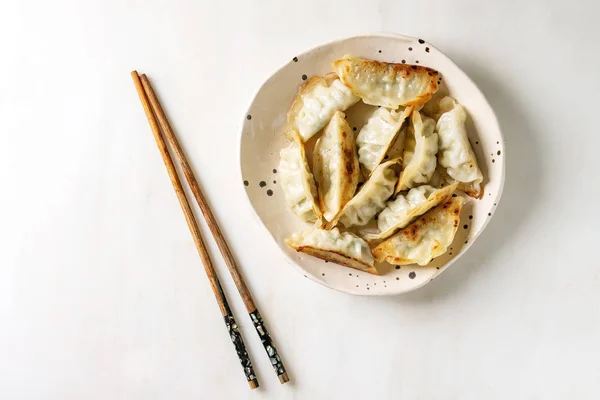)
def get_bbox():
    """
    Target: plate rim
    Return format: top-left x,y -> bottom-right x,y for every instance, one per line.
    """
237,32 -> 506,296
